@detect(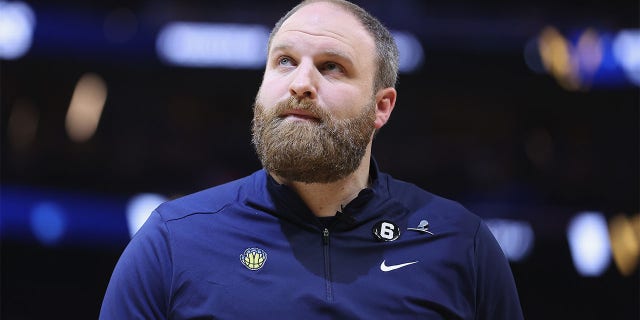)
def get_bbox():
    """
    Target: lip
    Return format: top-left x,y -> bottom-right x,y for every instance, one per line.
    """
281,110 -> 320,121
